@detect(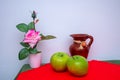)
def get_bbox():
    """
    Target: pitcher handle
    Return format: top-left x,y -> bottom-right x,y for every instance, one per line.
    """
87,35 -> 94,47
